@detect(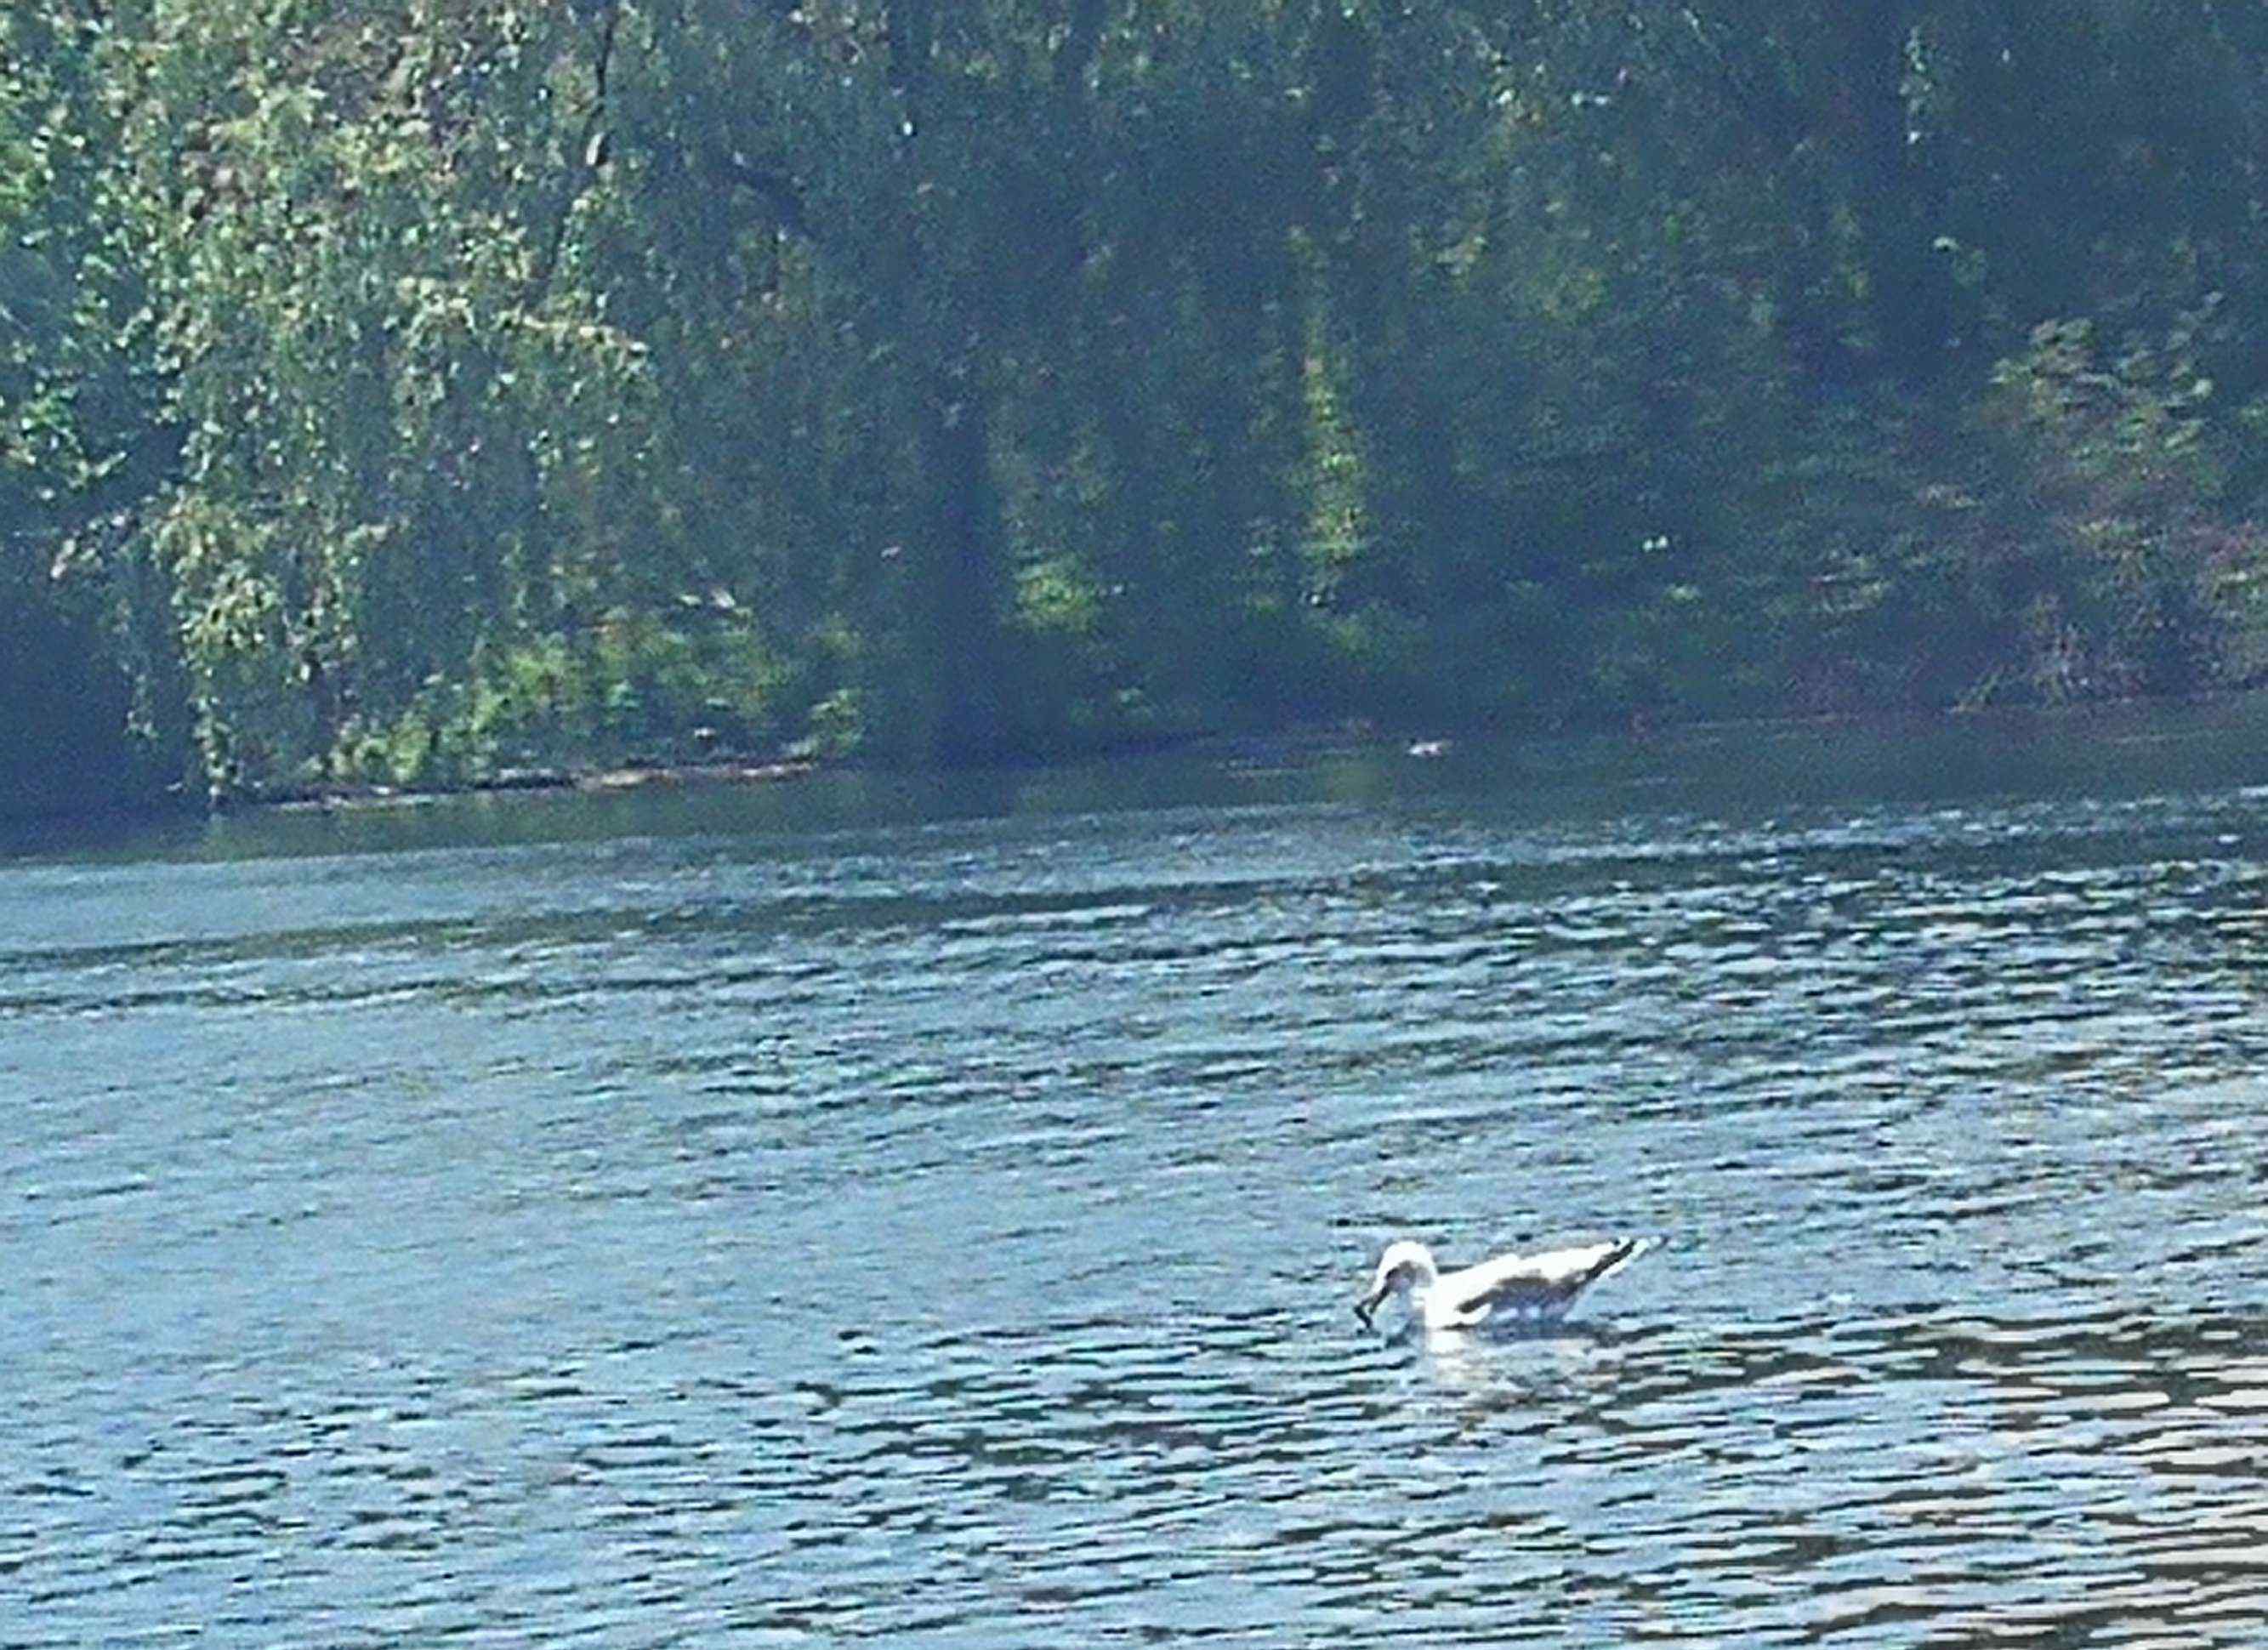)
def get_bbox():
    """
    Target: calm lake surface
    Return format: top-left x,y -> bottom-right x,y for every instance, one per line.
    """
8,706 -> 2268,1645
